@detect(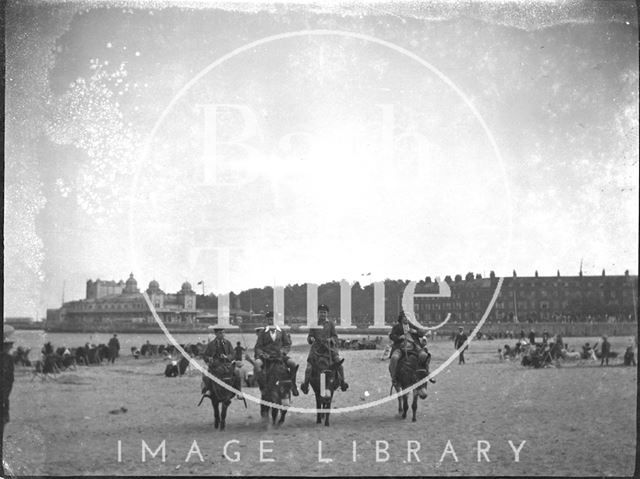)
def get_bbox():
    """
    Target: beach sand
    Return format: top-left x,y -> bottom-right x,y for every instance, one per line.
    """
3,337 -> 636,476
